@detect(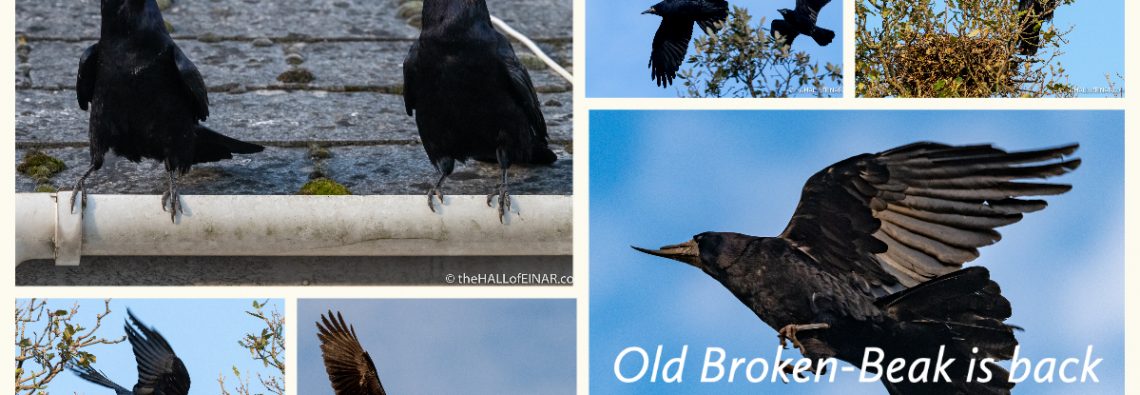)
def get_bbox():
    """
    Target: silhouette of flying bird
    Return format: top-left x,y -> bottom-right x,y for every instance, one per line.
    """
74,0 -> 263,222
71,311 -> 191,395
317,311 -> 386,395
635,142 -> 1081,394
642,0 -> 730,87
1017,0 -> 1059,56
771,0 -> 835,47
403,0 -> 557,222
